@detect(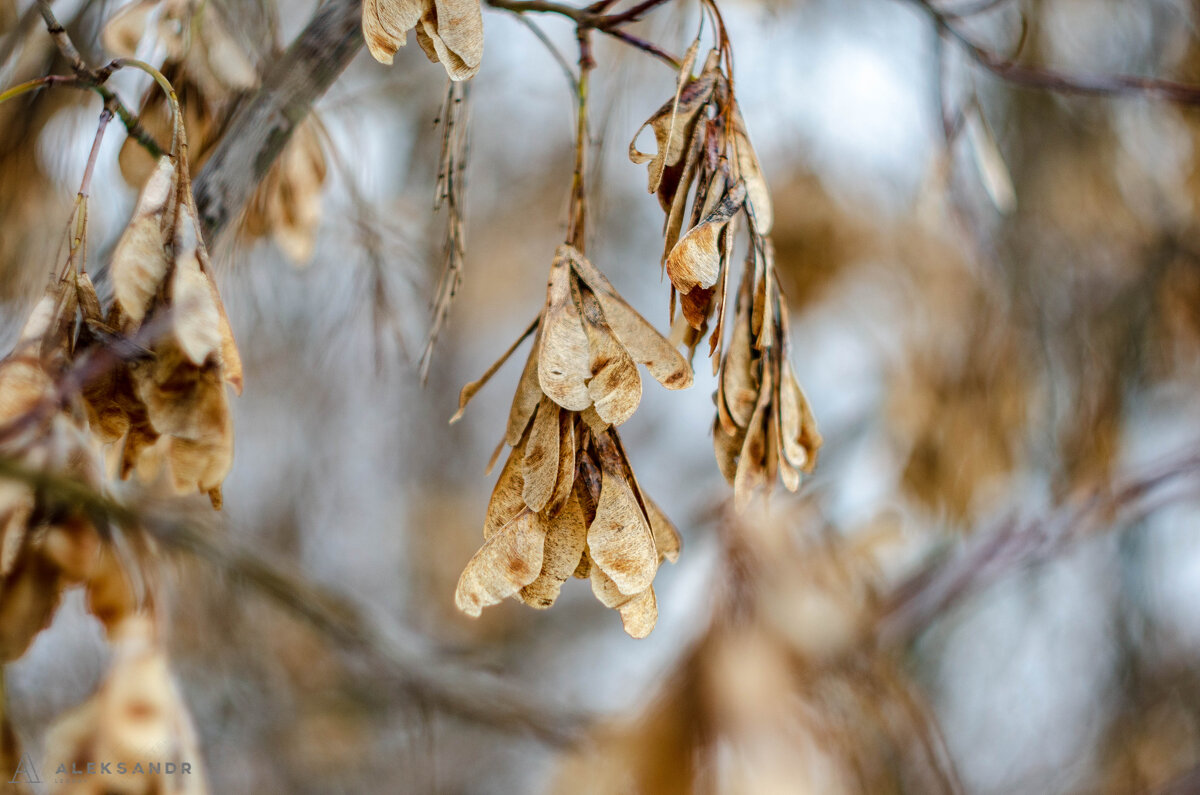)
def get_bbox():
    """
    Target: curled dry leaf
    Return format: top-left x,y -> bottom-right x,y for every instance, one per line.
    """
364,0 -> 483,79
